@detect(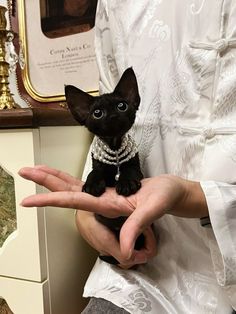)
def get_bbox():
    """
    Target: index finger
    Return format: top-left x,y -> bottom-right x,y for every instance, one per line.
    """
19,167 -> 83,192
33,165 -> 82,186
21,190 -> 134,217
